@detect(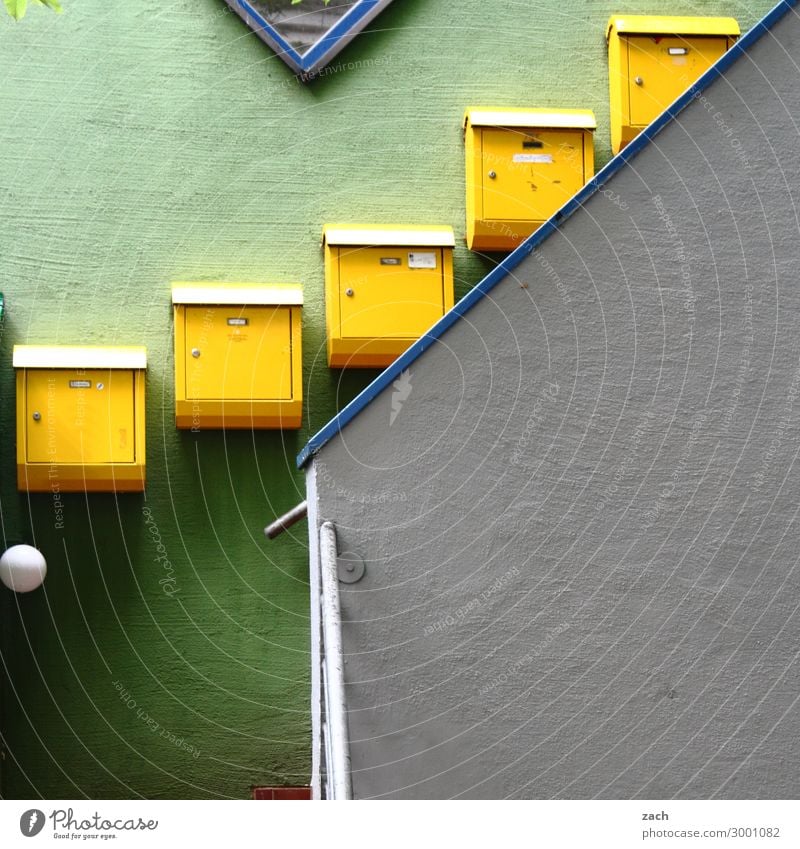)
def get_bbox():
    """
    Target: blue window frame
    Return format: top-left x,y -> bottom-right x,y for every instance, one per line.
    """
224,0 -> 395,77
